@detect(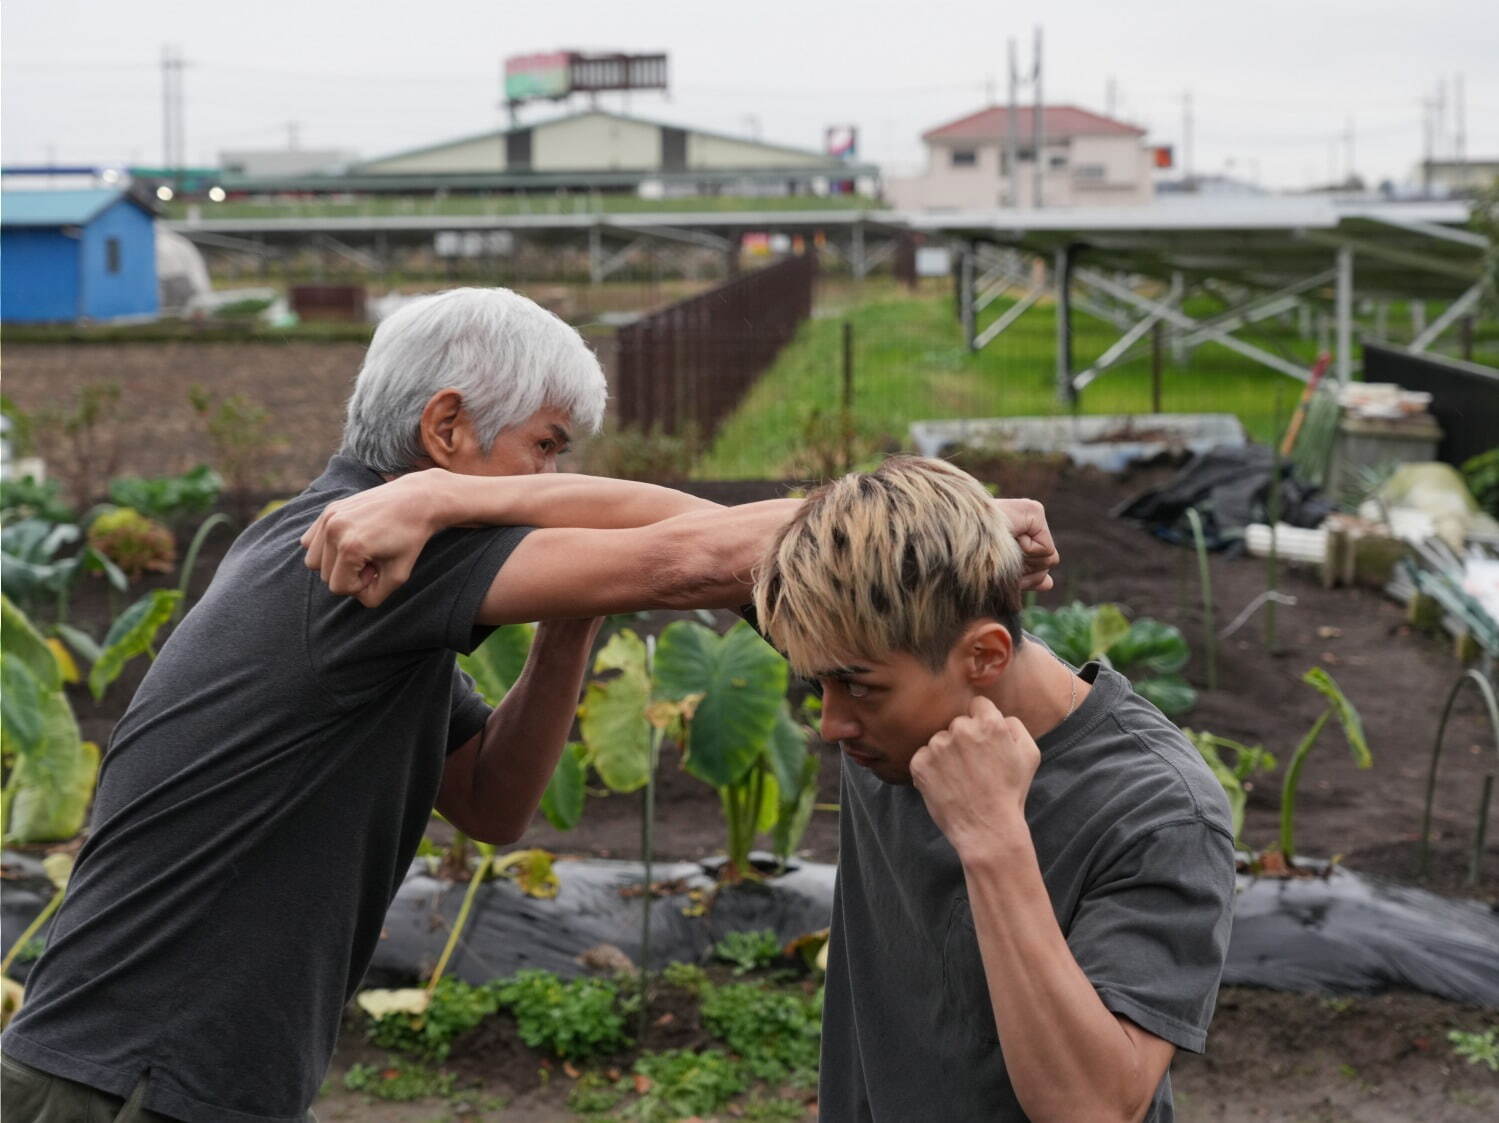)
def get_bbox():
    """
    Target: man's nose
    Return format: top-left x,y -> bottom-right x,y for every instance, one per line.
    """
820,696 -> 860,744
